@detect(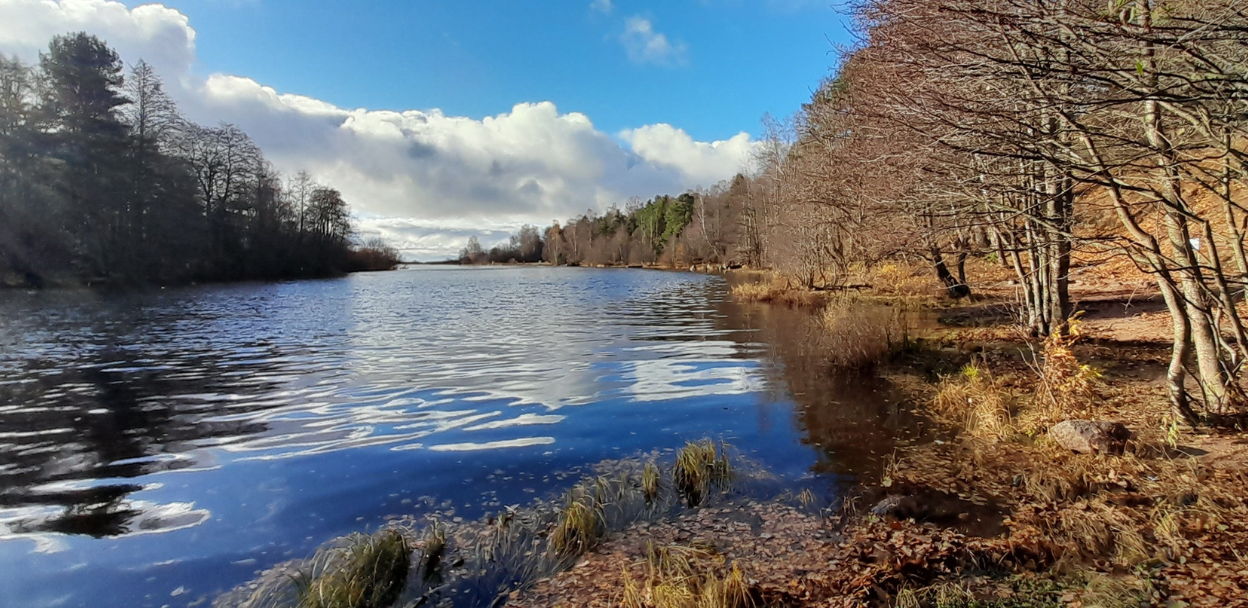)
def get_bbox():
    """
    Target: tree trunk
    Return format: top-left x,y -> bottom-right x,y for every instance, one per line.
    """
929,246 -> 970,298
1220,130 -> 1248,301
